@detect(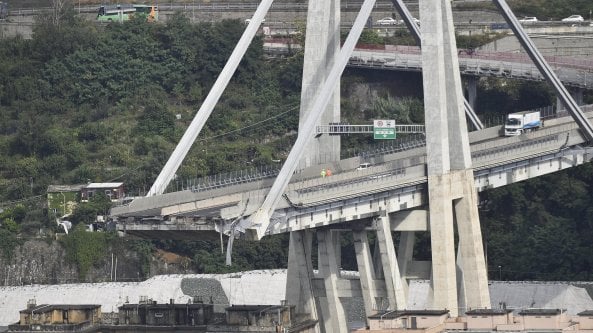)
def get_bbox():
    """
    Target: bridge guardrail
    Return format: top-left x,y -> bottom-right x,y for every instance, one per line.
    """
174,133 -> 426,194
